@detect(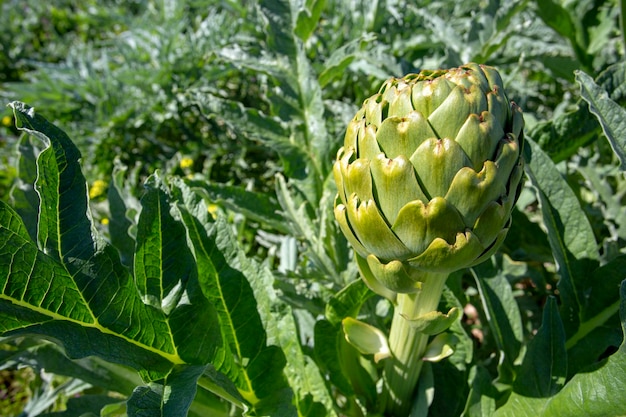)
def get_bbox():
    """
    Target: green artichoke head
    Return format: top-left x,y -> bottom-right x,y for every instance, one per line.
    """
334,63 -> 524,296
